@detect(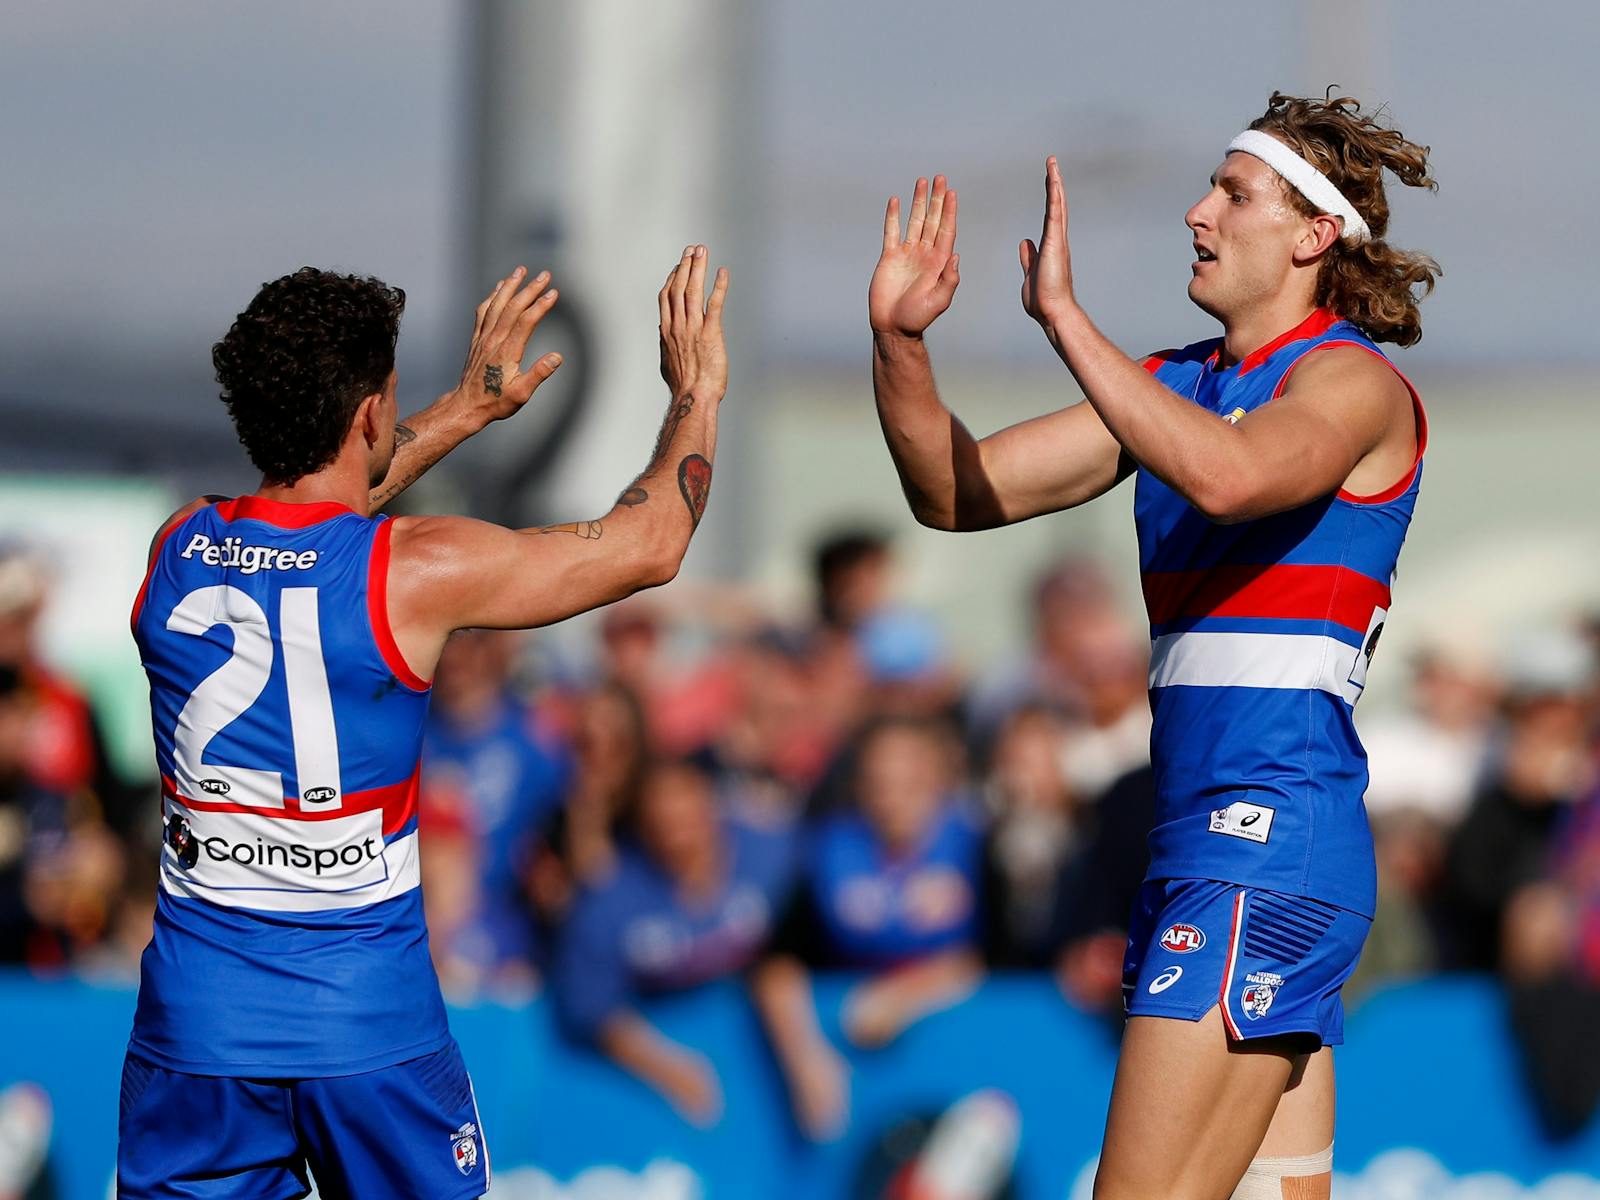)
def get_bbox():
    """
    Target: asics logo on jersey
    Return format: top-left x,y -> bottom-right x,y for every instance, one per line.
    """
189,832 -> 383,876
180,533 -> 320,574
